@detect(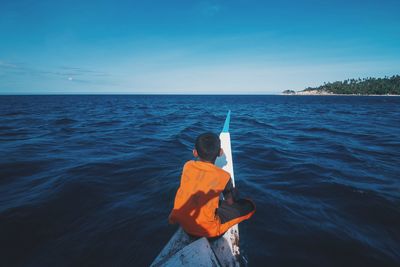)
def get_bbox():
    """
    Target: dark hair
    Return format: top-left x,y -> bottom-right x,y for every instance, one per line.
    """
195,132 -> 221,162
